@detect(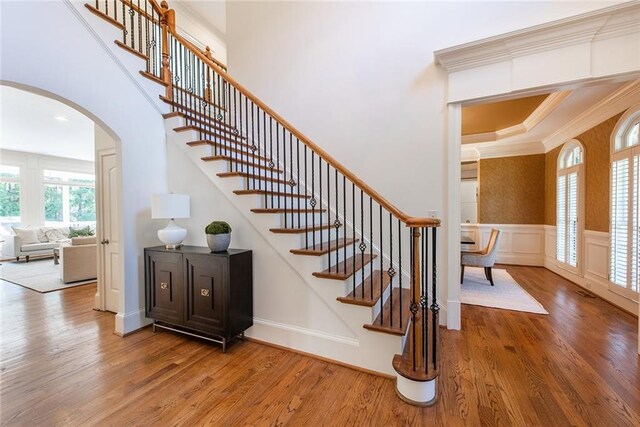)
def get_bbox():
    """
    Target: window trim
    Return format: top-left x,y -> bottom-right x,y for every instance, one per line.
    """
0,164 -> 22,224
609,105 -> 640,301
556,139 -> 585,275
